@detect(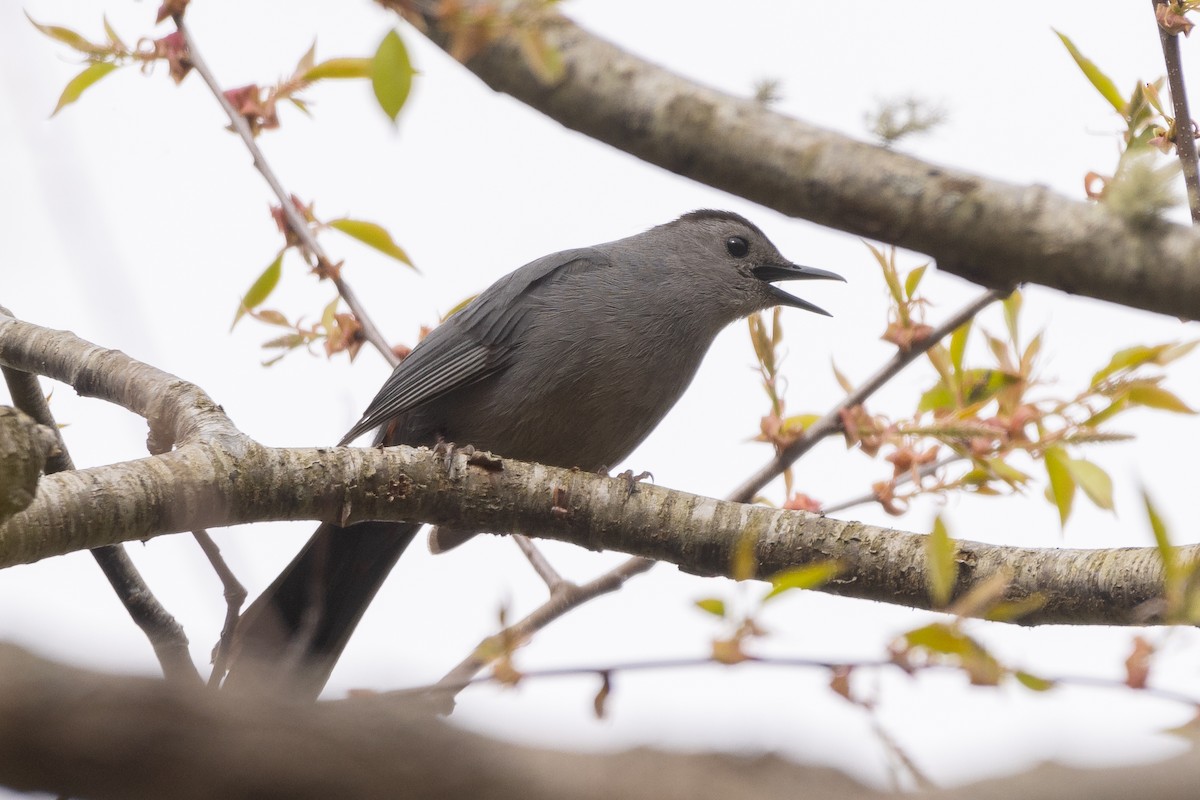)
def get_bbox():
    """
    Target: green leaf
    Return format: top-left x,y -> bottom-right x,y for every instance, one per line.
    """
305,57 -> 373,82
694,598 -> 726,618
1054,30 -> 1126,115
917,382 -> 956,413
905,622 -> 970,656
371,30 -> 414,122
515,28 -> 565,84
1044,446 -> 1075,526
949,320 -> 971,378
1126,383 -> 1195,414
1014,670 -> 1056,692
1064,458 -> 1114,510
983,457 -> 1031,487
764,562 -> 842,602
1002,291 -> 1022,346
52,62 -> 119,117
232,251 -> 284,329
102,15 -> 125,49
328,218 -> 415,267
904,264 -> 928,299
831,359 -> 855,394
26,13 -> 107,55
1091,344 -> 1173,386
1082,395 -> 1129,427
960,368 -> 1020,406
1145,490 -> 1176,582
926,516 -> 958,608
